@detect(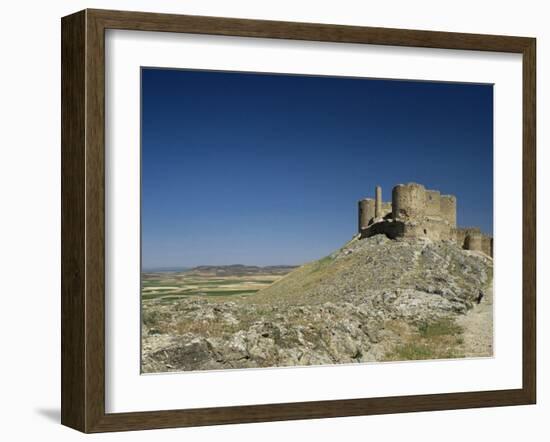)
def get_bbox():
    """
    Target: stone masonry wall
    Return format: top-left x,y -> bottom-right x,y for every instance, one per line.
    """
358,199 -> 375,231
465,231 -> 483,252
392,183 -> 427,220
453,227 -> 481,249
381,202 -> 392,219
358,199 -> 392,232
481,236 -> 493,257
425,189 -> 441,217
440,195 -> 457,228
